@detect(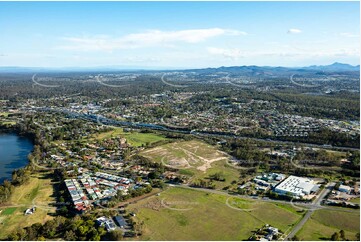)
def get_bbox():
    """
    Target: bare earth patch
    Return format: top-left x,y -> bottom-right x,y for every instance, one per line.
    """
140,140 -> 229,172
